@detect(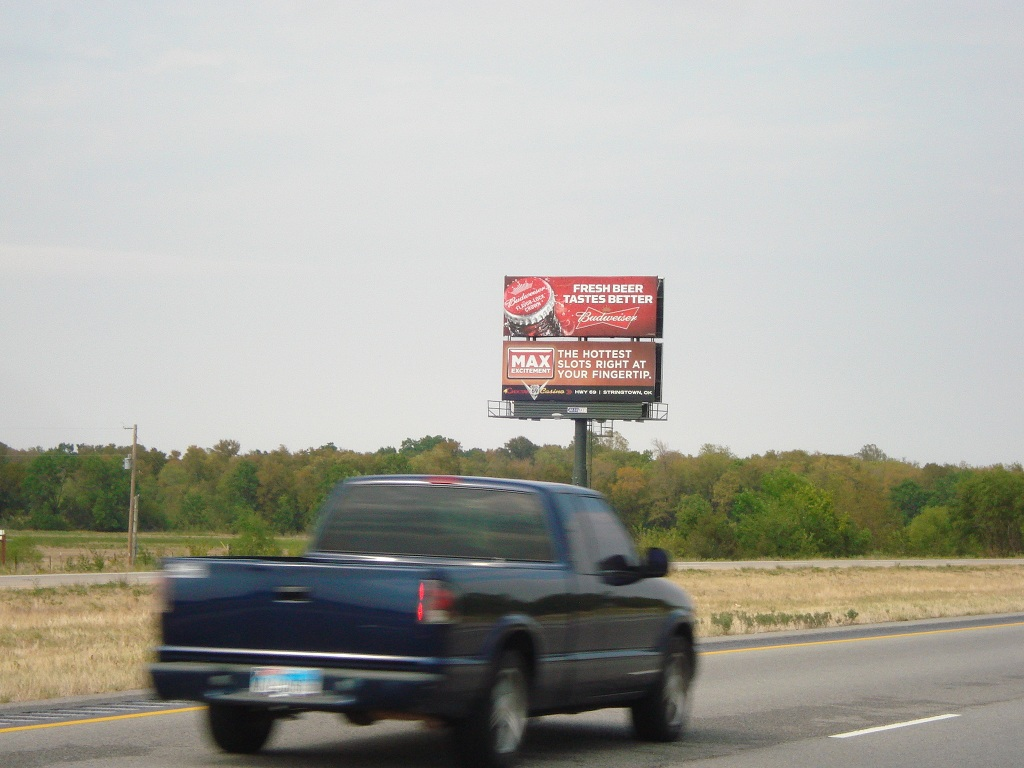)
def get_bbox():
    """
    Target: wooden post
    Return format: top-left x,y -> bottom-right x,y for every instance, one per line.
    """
128,424 -> 138,567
